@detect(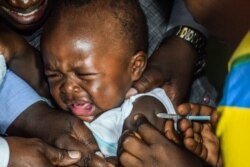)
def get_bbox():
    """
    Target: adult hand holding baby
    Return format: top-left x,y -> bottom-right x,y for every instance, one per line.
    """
118,114 -> 203,167
126,36 -> 197,106
7,102 -> 111,167
6,136 -> 81,167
